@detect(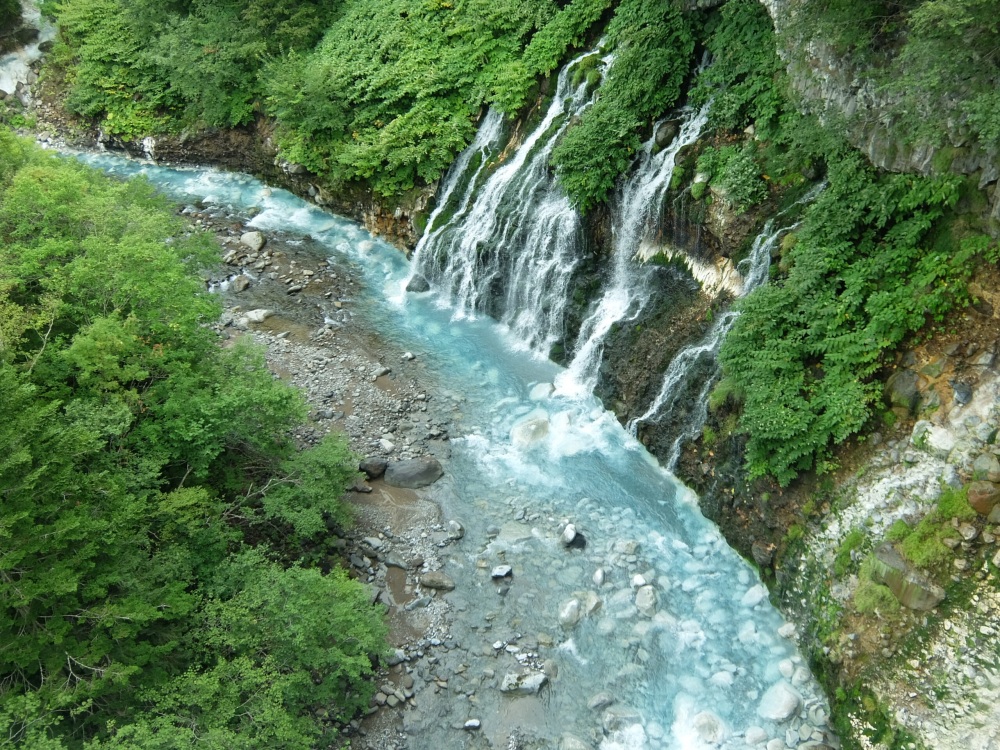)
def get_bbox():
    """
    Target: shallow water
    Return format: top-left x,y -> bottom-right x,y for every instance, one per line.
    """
71,151 -> 831,750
